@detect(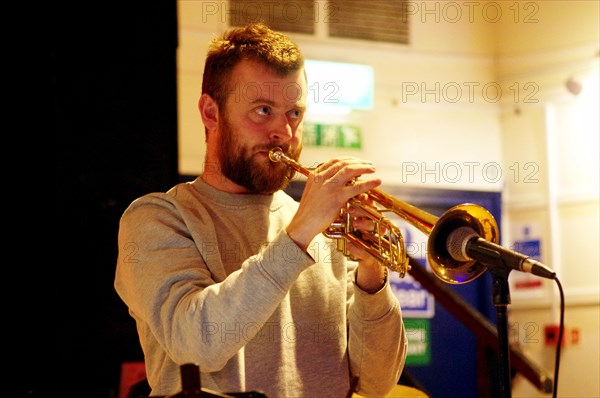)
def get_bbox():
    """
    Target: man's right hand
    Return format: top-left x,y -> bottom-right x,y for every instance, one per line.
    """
285,157 -> 382,251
